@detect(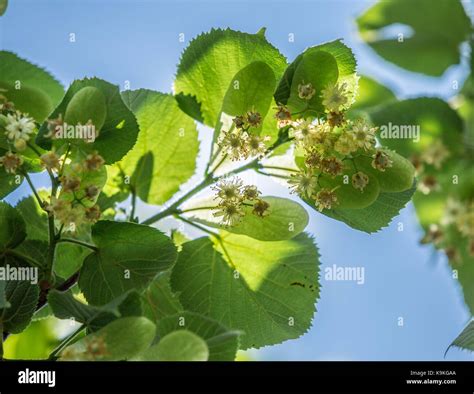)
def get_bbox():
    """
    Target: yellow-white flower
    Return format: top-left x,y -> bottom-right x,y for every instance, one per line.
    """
5,112 -> 35,145
288,170 -> 318,198
349,121 -> 377,151
213,201 -> 245,227
321,83 -> 348,113
212,177 -> 243,202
